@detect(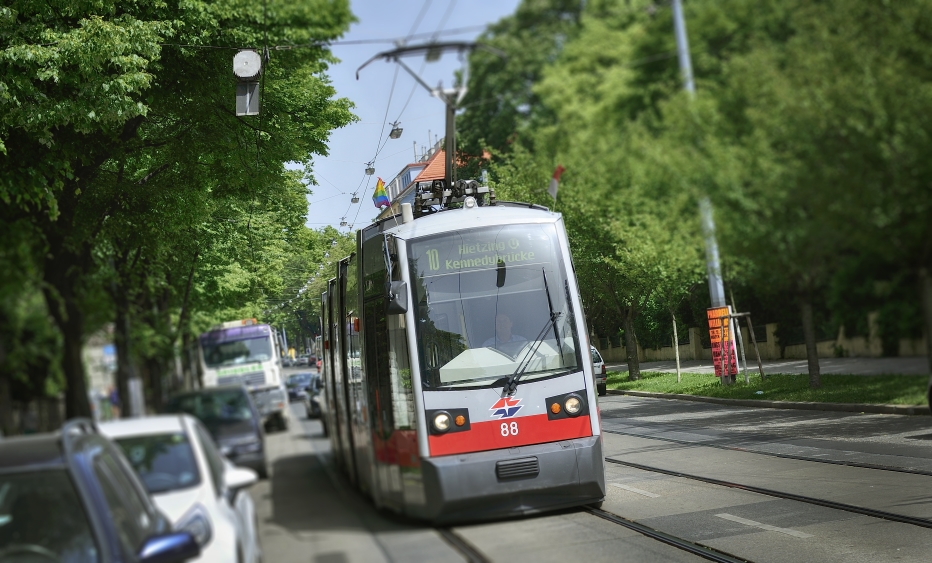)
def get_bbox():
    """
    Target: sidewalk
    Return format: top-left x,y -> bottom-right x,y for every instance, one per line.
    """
606,357 -> 930,376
